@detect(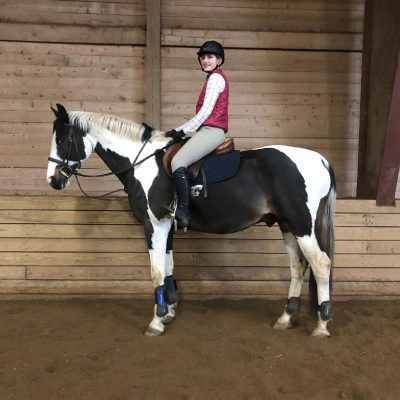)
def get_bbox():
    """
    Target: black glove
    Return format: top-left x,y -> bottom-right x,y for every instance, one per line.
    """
165,129 -> 185,141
